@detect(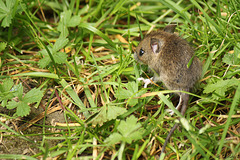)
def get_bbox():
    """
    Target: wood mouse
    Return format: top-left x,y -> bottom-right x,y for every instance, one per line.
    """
134,24 -> 202,156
